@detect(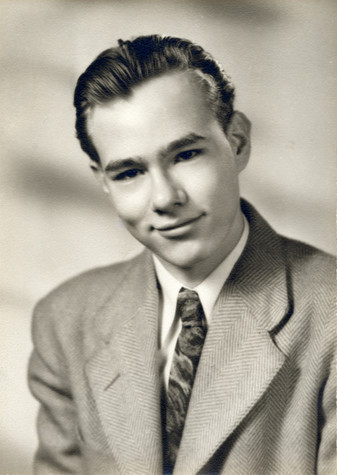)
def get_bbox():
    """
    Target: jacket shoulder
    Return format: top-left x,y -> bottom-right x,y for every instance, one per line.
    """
280,236 -> 335,290
31,252 -> 146,345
